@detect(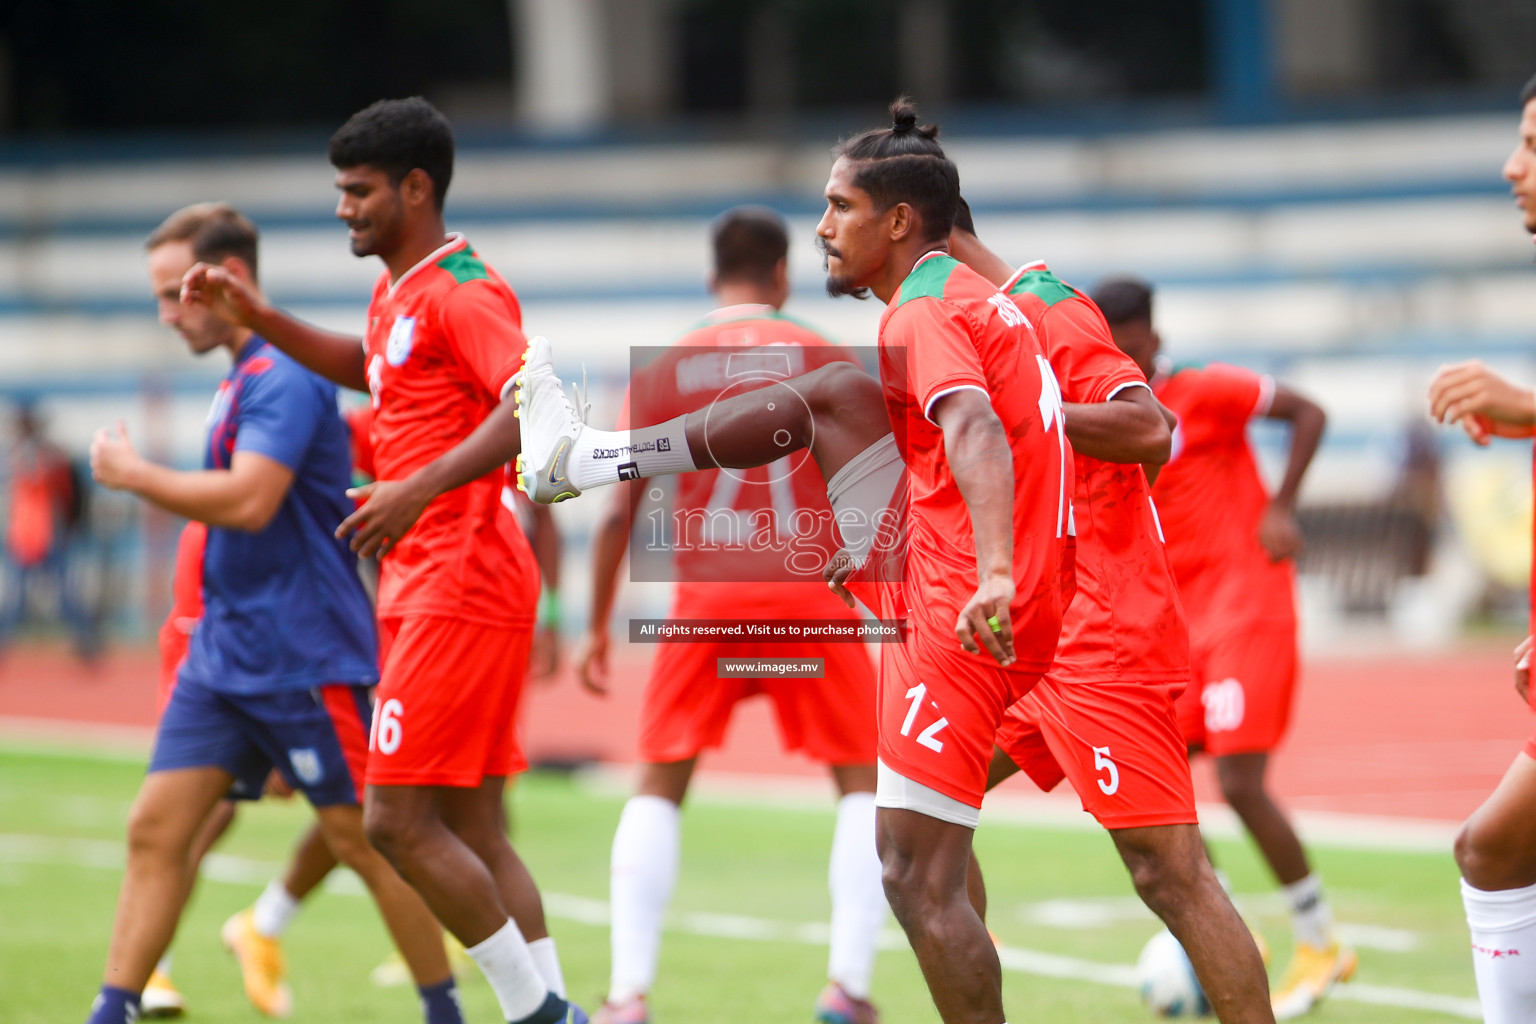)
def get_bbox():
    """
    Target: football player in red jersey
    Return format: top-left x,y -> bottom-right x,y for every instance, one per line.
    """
949,208 -> 1272,1022
503,99 -> 1071,1024
1427,71 -> 1536,1024
578,207 -> 885,1024
181,100 -> 583,1024
1094,277 -> 1347,1018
